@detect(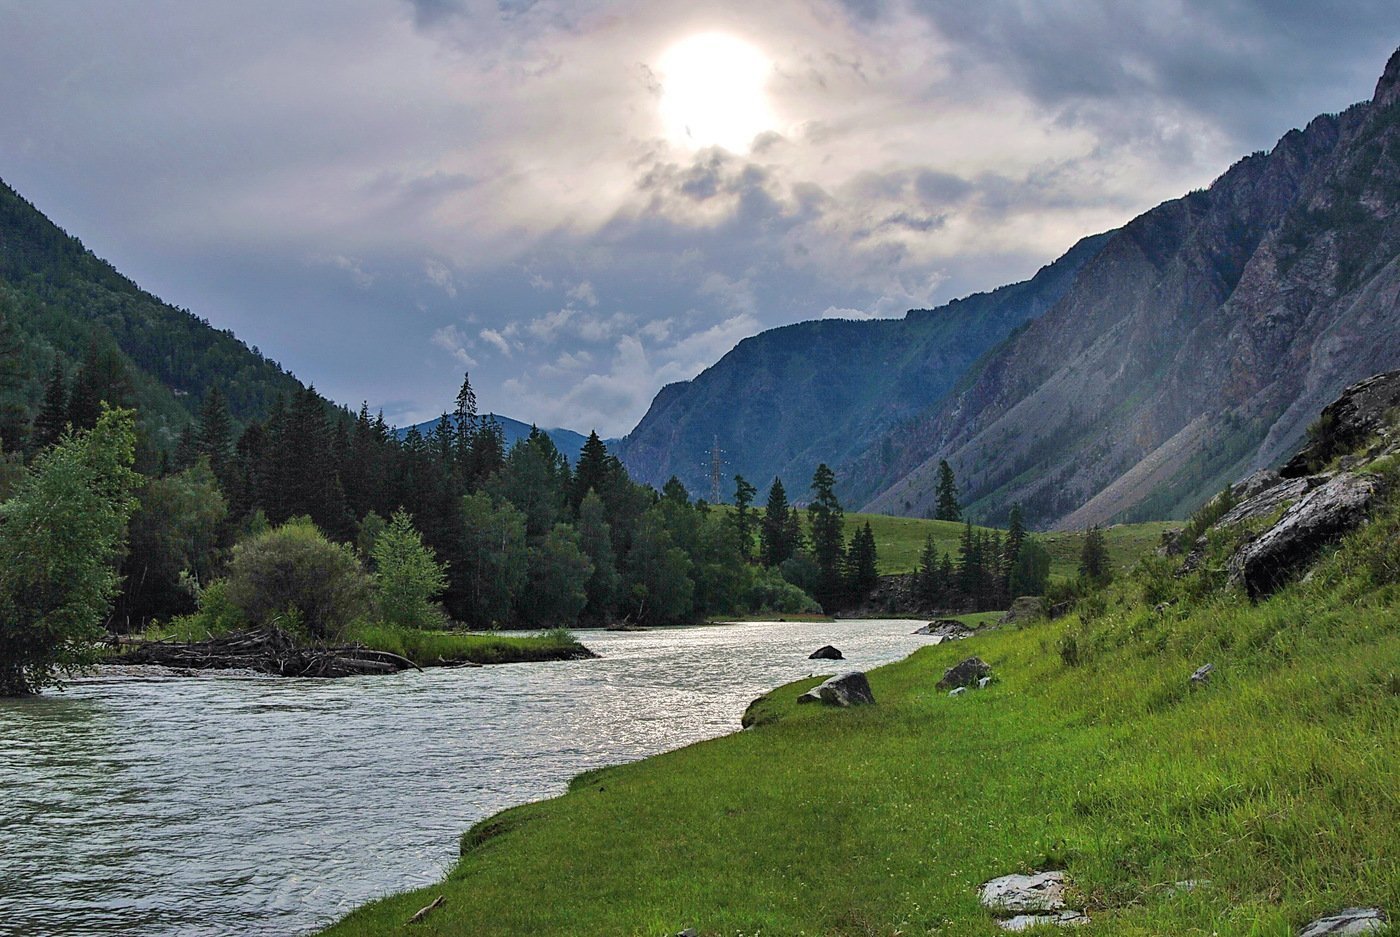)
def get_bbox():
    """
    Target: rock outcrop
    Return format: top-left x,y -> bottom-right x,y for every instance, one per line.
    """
913,620 -> 974,641
1228,472 -> 1384,597
797,671 -> 875,707
1281,370 -> 1400,477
